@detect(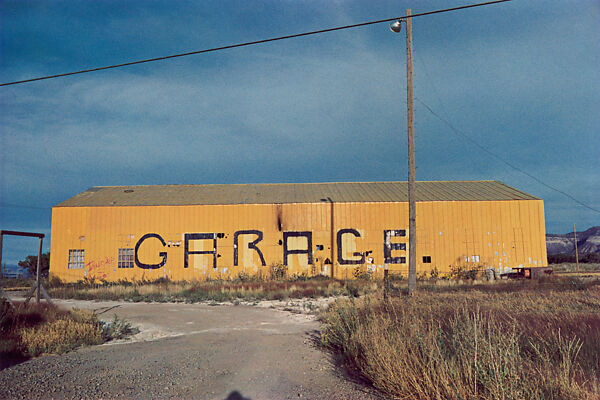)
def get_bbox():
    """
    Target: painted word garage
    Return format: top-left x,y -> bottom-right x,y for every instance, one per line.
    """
49,181 -> 548,282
